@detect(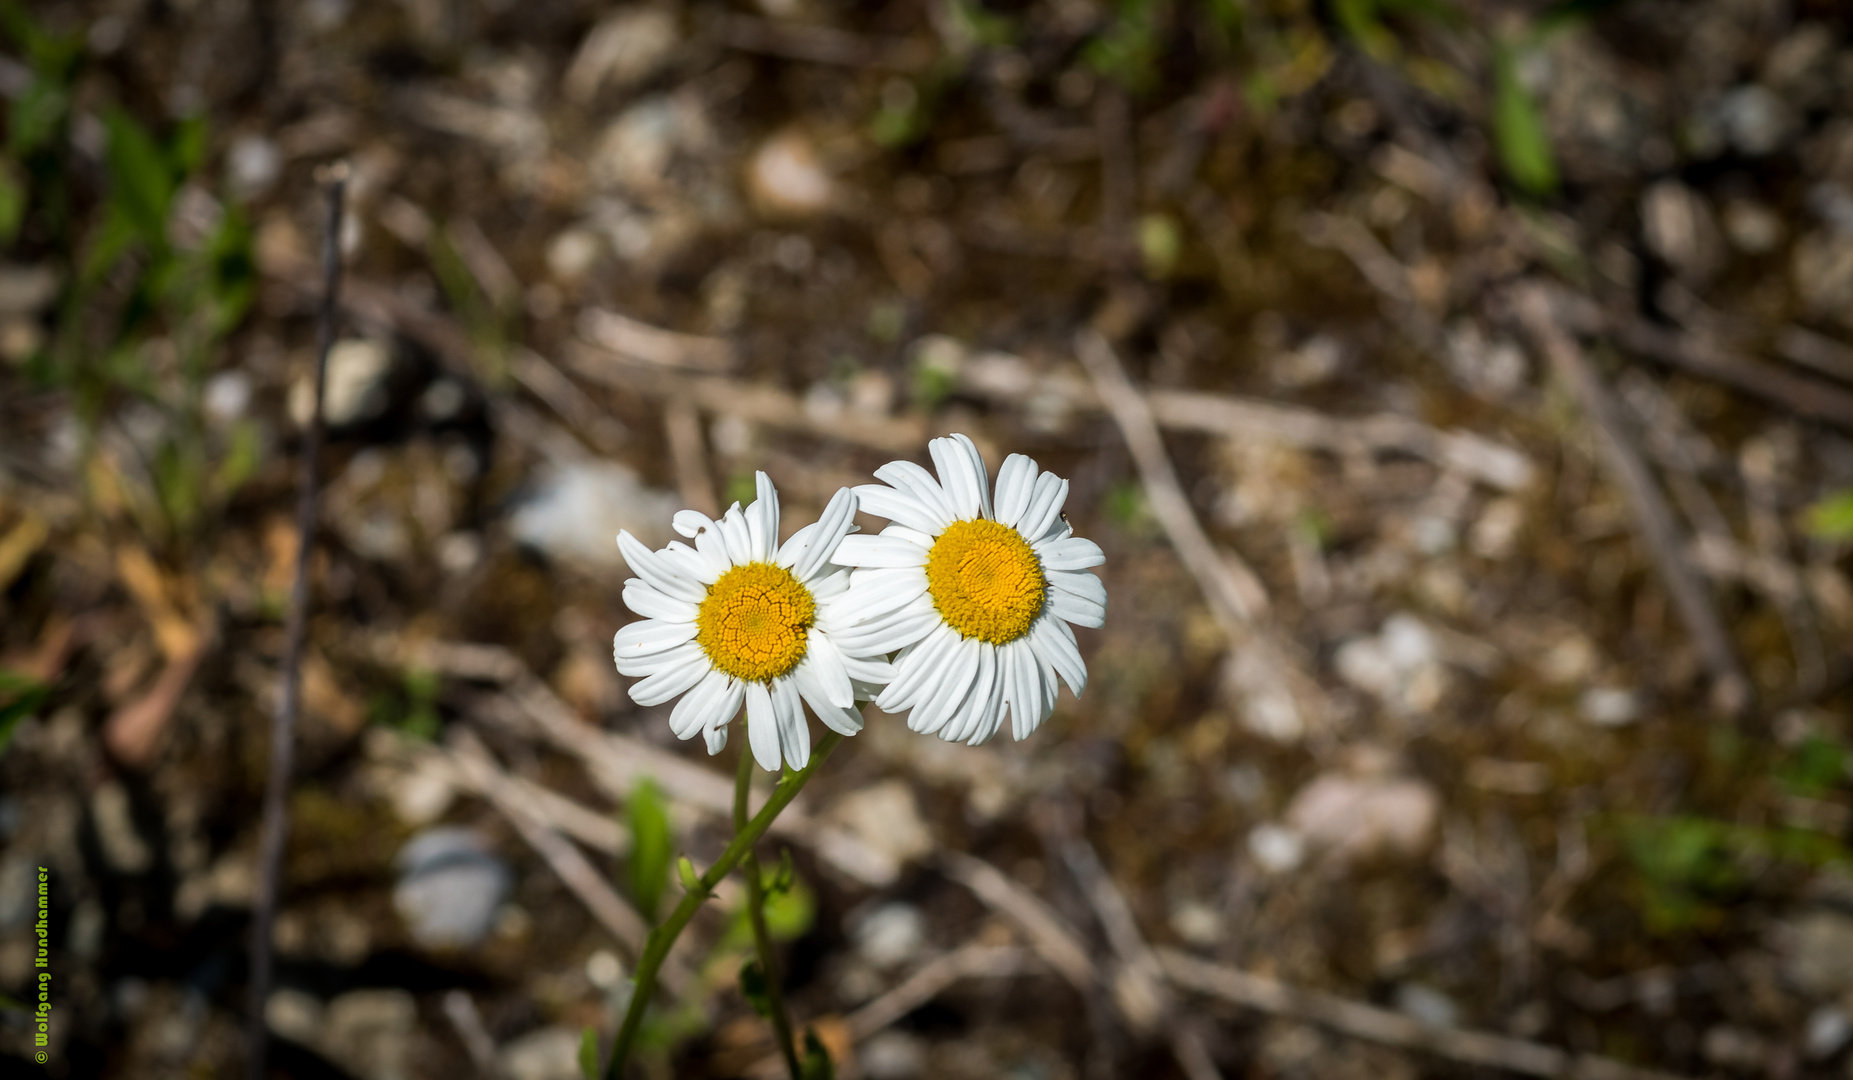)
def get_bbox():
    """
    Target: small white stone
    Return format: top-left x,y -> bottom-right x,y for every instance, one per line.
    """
418,378 -> 466,422
91,781 -> 153,874
852,902 -> 925,970
1393,983 -> 1460,1028
1804,1004 -> 1852,1060
861,1031 -> 927,1080
322,990 -> 417,1080
265,988 -> 324,1045
1247,824 -> 1305,875
511,460 -> 679,569
1169,899 -> 1224,946
228,135 -> 282,200
1578,687 -> 1640,727
1283,772 -> 1439,863
500,1027 -> 584,1080
204,370 -> 252,422
545,228 -> 603,285
290,339 -> 393,427
585,949 -> 624,990
748,131 -> 834,217
827,780 -> 934,867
